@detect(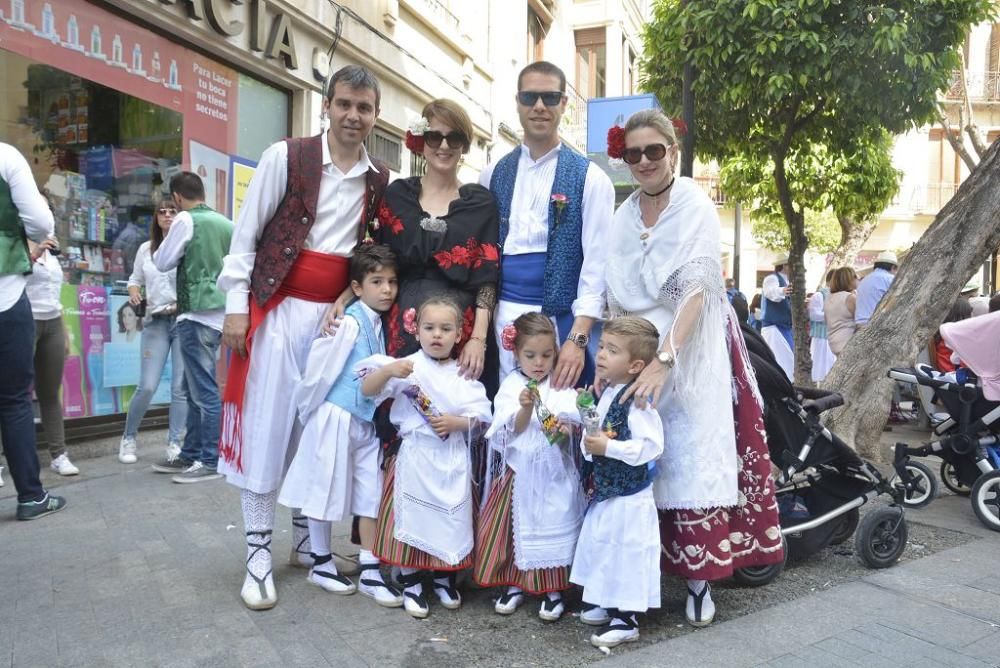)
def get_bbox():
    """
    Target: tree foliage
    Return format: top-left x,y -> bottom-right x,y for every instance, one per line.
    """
642,0 -> 994,383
